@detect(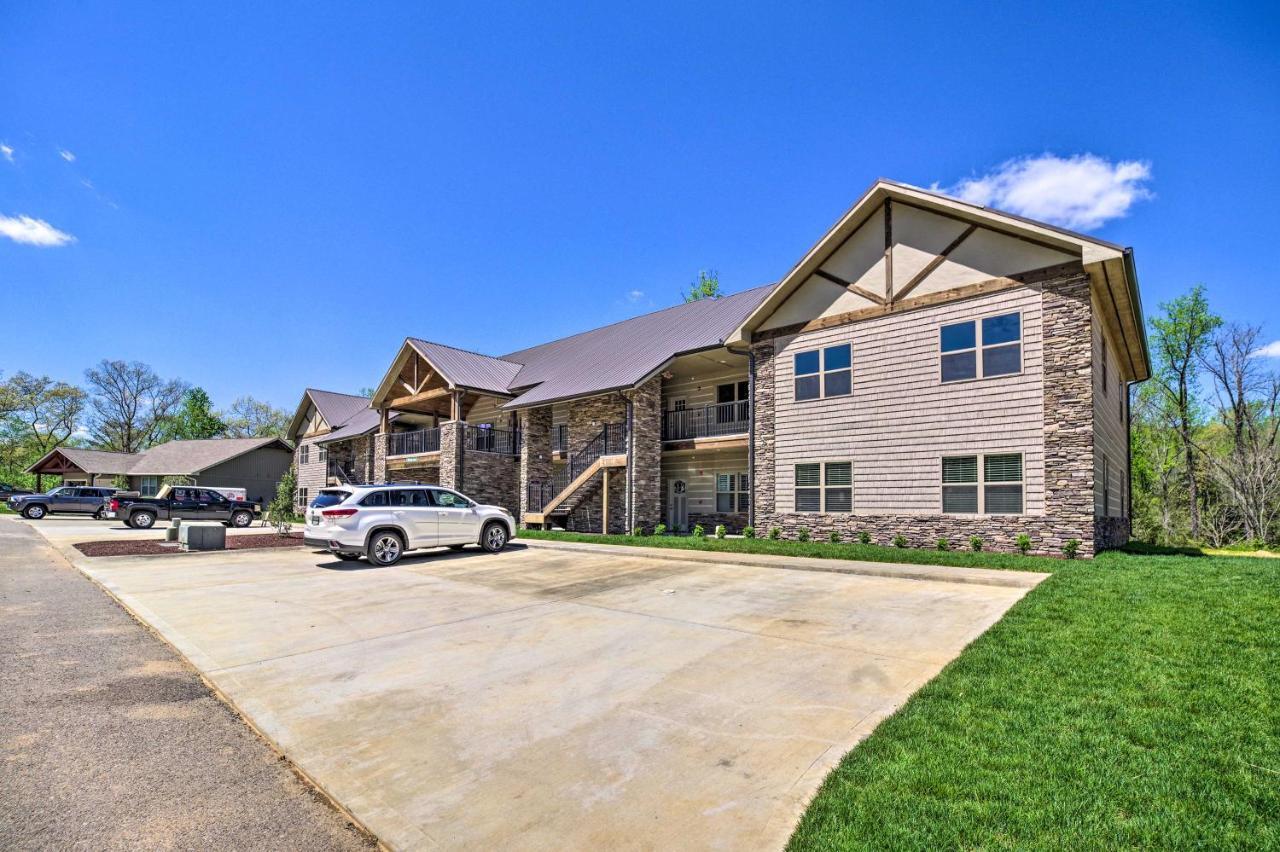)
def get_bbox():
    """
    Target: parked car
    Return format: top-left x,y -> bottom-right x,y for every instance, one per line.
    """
0,482 -> 35,503
10,486 -> 117,520
304,484 -> 515,565
110,486 -> 262,529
